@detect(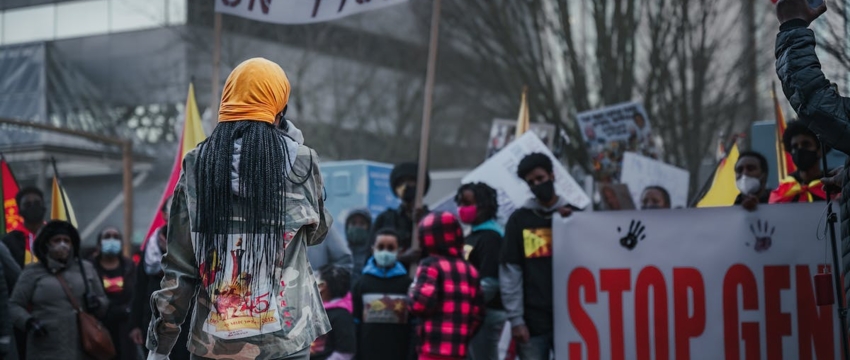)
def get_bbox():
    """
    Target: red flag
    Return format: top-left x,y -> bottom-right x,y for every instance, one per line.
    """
772,82 -> 796,182
141,83 -> 207,249
1,158 -> 21,234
